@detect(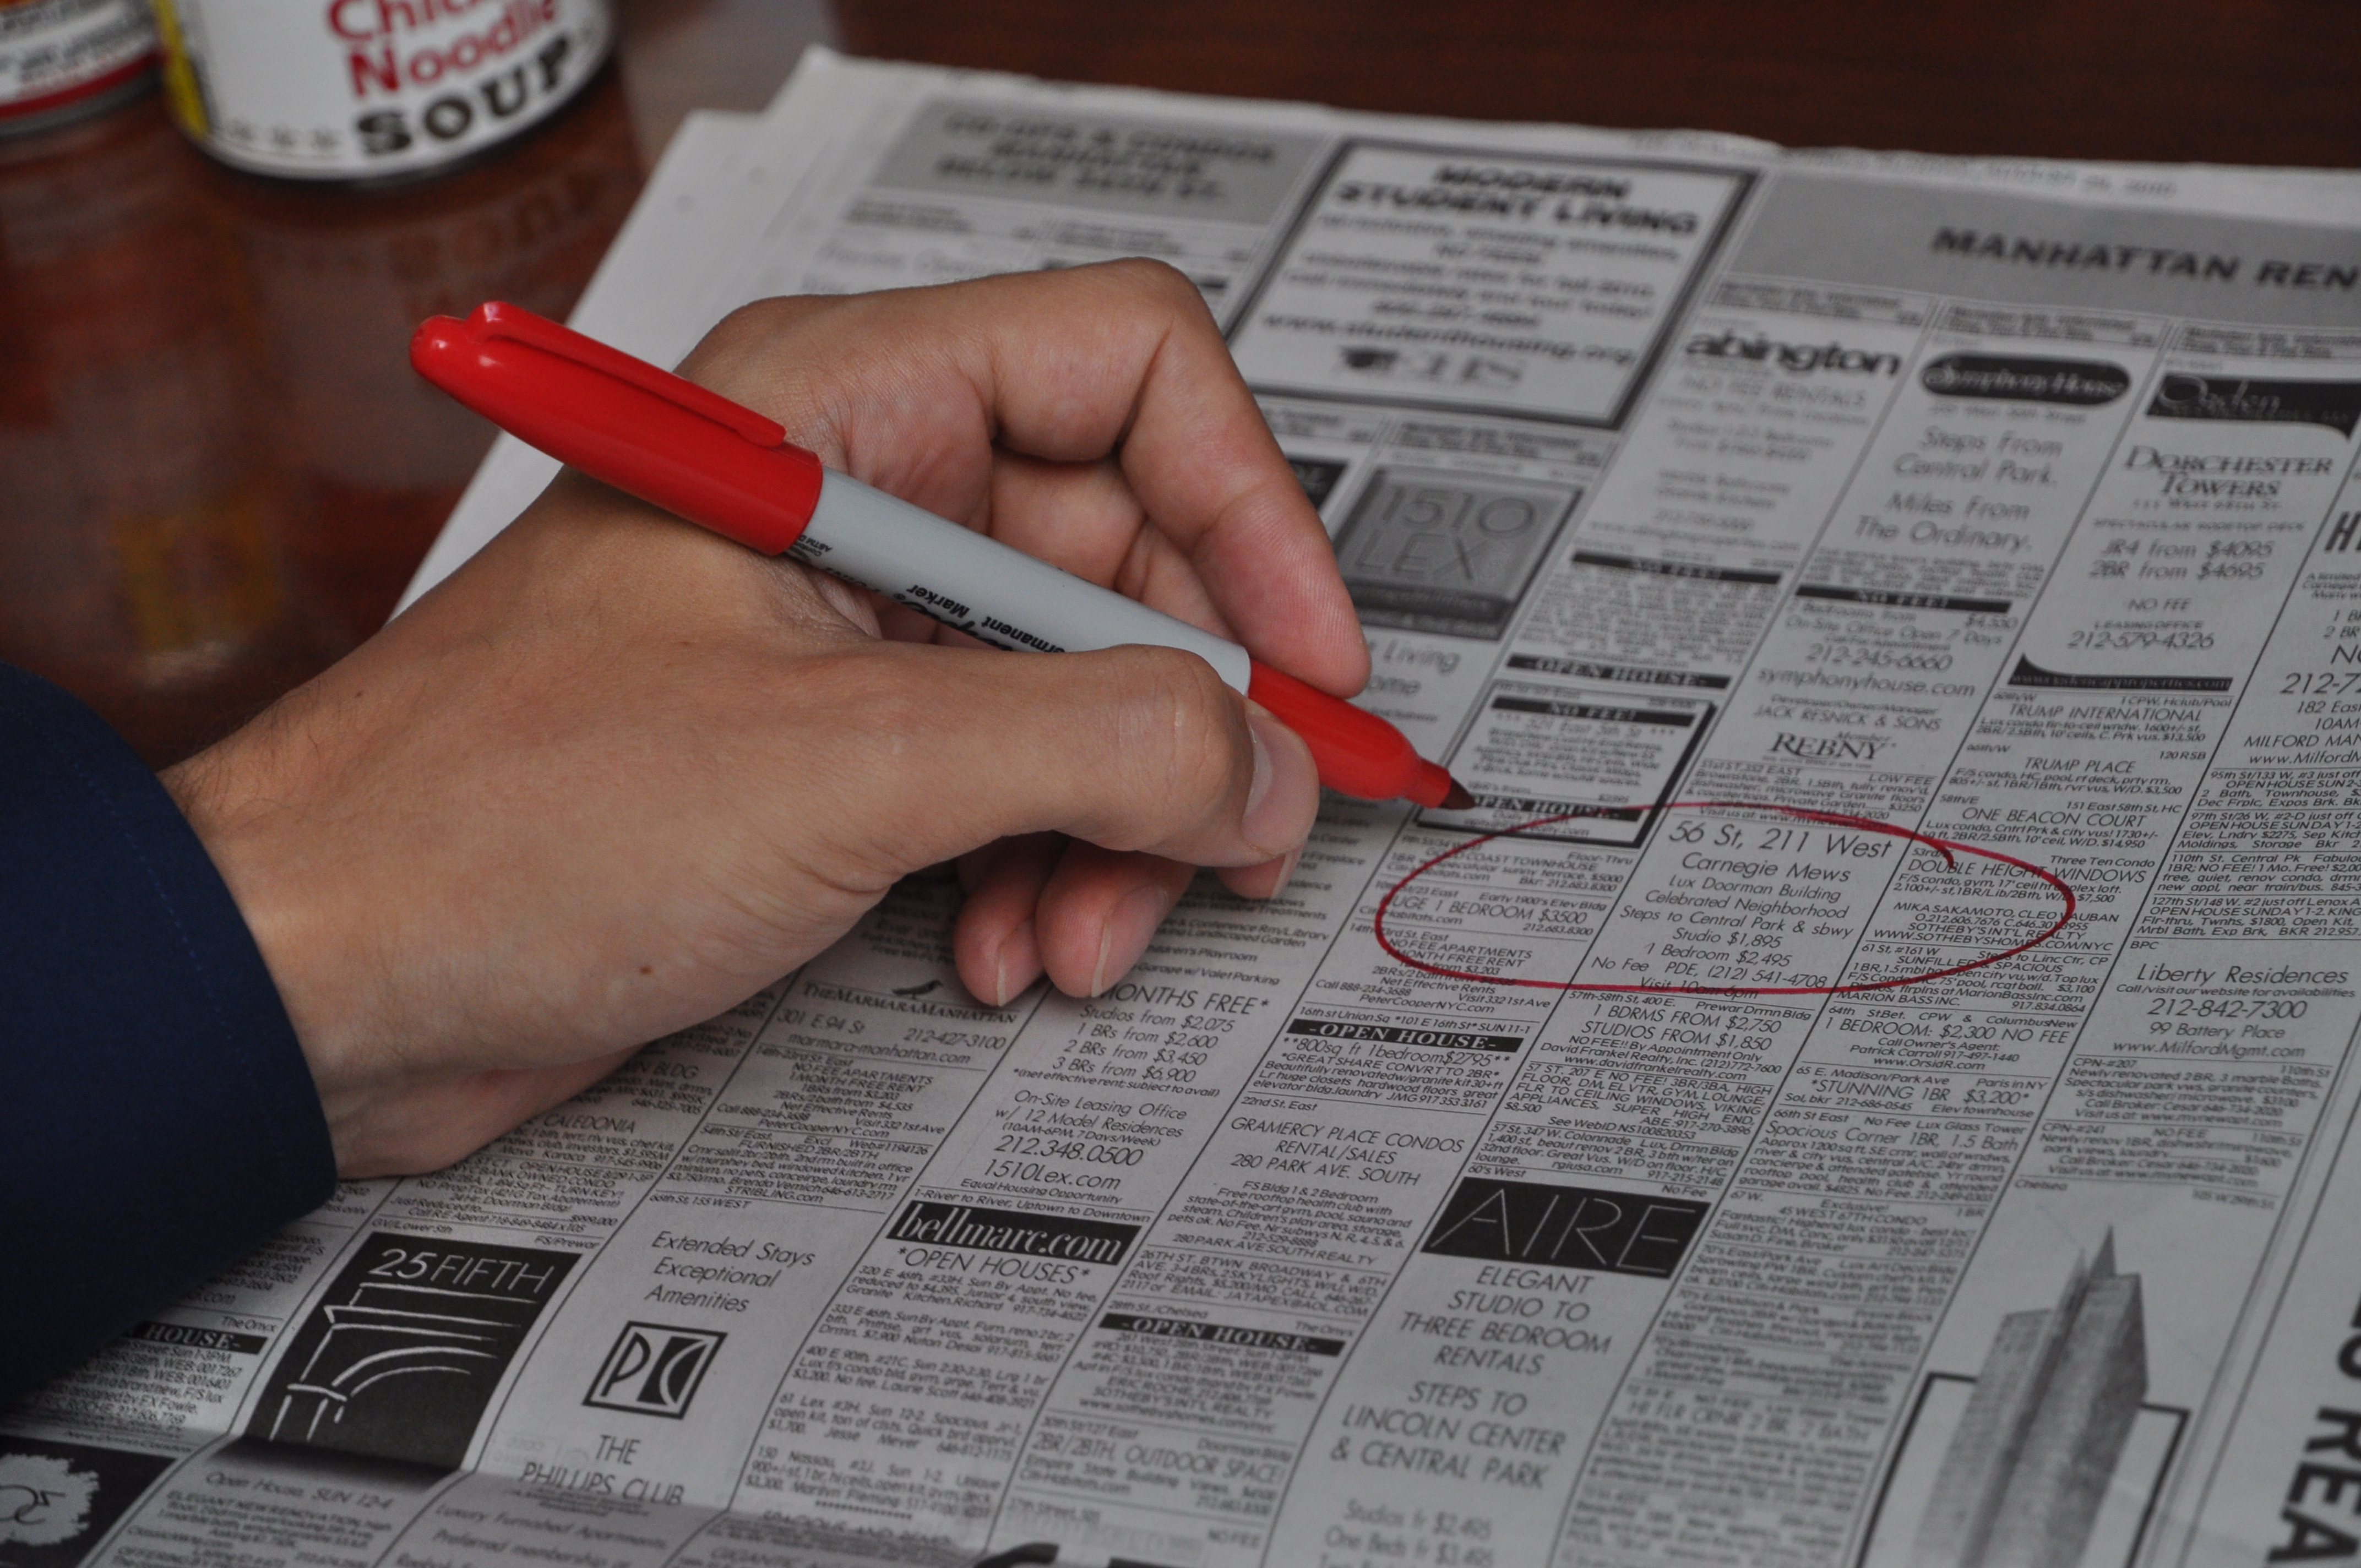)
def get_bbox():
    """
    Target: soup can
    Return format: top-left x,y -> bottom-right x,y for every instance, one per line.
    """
0,0 -> 157,136
151,0 -> 614,182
